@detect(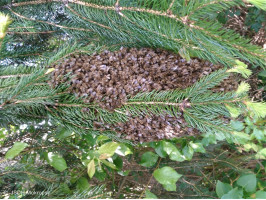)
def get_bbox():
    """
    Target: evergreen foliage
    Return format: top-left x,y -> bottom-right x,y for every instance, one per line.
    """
0,62 -> 262,144
0,0 -> 265,66
0,0 -> 265,199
